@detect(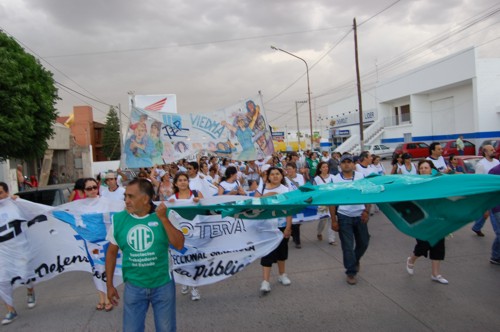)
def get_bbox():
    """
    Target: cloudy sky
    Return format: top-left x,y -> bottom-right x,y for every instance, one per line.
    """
1,0 -> 499,134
